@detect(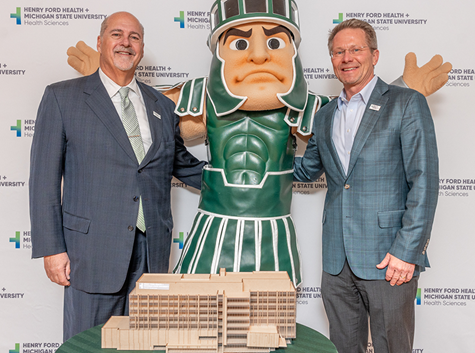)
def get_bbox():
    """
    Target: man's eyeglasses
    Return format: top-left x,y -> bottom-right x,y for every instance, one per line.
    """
331,46 -> 370,58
